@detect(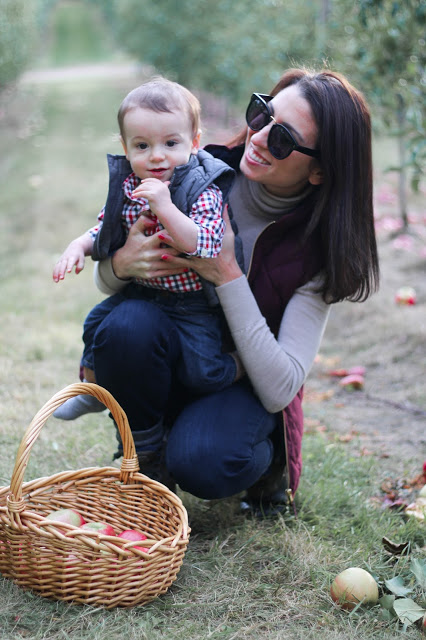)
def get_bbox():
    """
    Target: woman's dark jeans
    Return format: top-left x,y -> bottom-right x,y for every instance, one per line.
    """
93,297 -> 277,499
